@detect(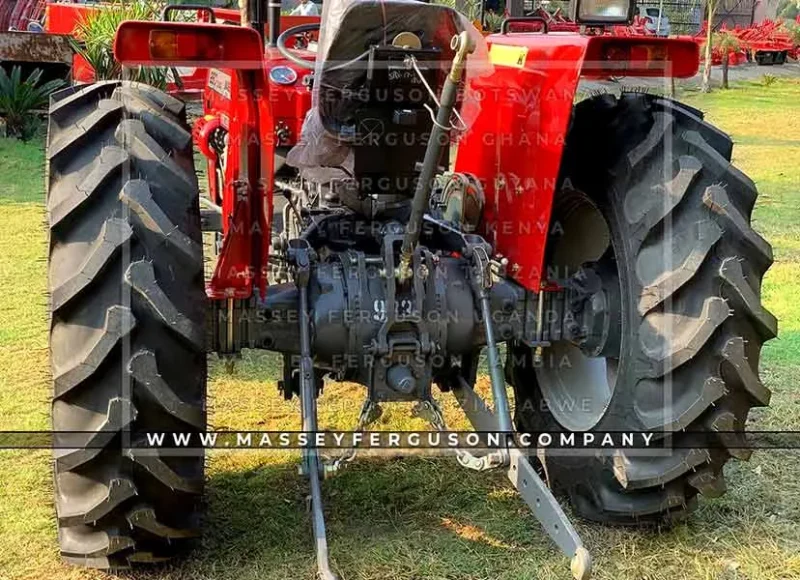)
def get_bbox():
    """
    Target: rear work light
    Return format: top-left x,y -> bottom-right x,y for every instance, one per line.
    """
114,21 -> 264,69
583,37 -> 699,78
572,0 -> 634,25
